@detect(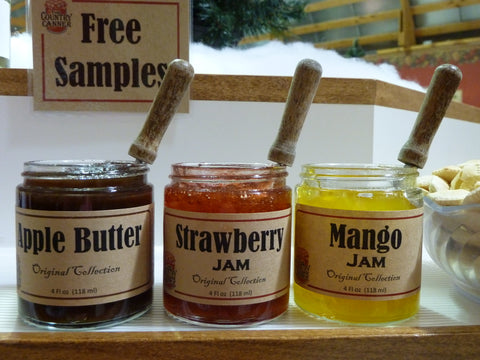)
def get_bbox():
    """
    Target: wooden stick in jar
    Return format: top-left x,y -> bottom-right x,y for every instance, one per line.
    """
268,58 -> 323,166
398,64 -> 462,169
129,59 -> 195,164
